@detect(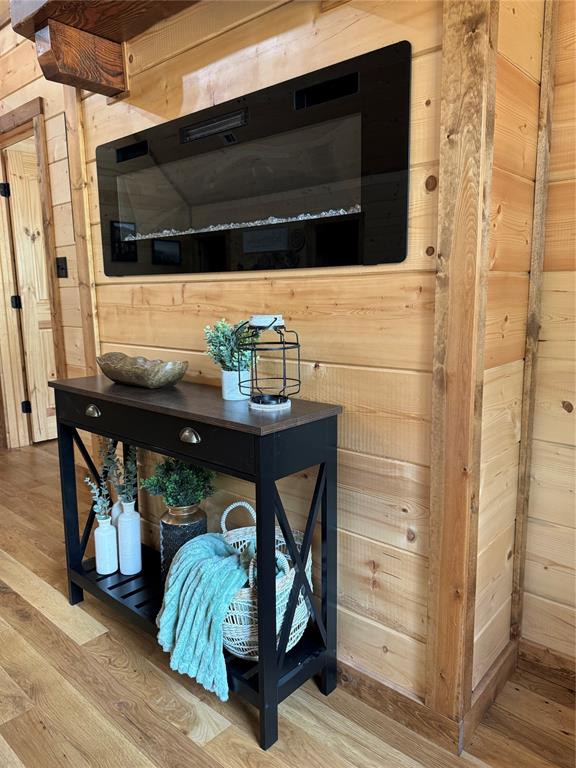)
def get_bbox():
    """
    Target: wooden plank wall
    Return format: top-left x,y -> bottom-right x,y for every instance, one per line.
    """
83,0 -> 445,699
472,0 -> 546,690
522,0 -> 575,668
0,24 -> 85,378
